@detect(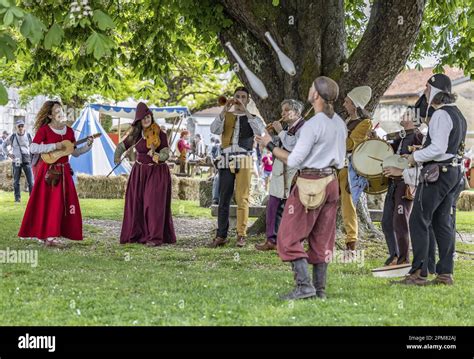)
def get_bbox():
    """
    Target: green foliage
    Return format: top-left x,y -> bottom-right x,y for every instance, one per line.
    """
0,0 -> 472,112
344,0 -> 368,53
410,0 -> 473,75
100,114 -> 113,133
85,31 -> 115,60
44,23 -> 64,50
0,32 -> 16,61
92,9 -> 115,31
0,82 -> 7,105
20,13 -> 46,45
